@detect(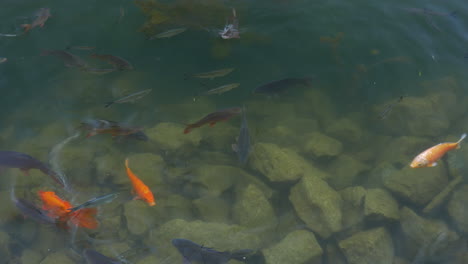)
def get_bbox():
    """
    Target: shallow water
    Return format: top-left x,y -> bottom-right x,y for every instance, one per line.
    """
2,0 -> 468,263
